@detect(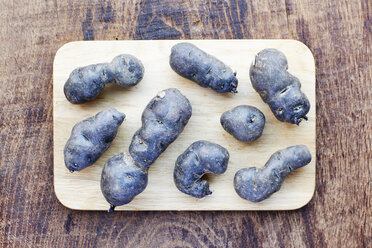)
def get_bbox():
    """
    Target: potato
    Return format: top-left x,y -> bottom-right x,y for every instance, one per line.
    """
64,108 -> 125,172
220,105 -> 265,142
249,48 -> 310,125
129,88 -> 192,168
234,145 -> 311,202
174,141 -> 229,198
100,153 -> 148,212
64,54 -> 144,104
100,88 -> 192,211
170,42 -> 238,93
